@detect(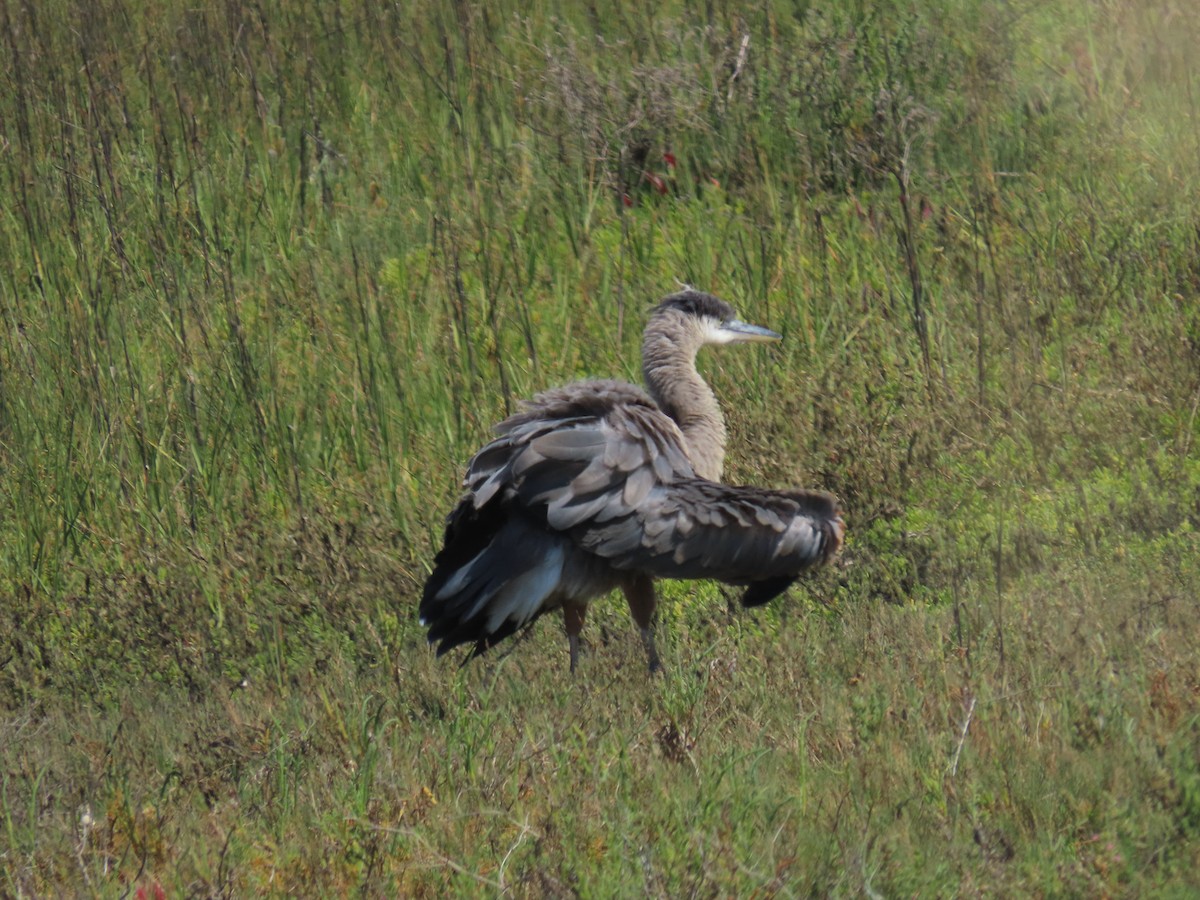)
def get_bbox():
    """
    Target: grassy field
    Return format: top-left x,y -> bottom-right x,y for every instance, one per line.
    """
2,0 -> 1199,895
